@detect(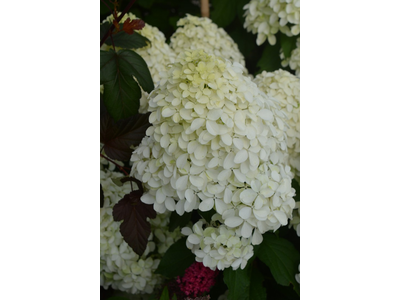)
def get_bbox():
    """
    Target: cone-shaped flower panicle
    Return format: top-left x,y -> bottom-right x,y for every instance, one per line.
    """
243,0 -> 300,46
